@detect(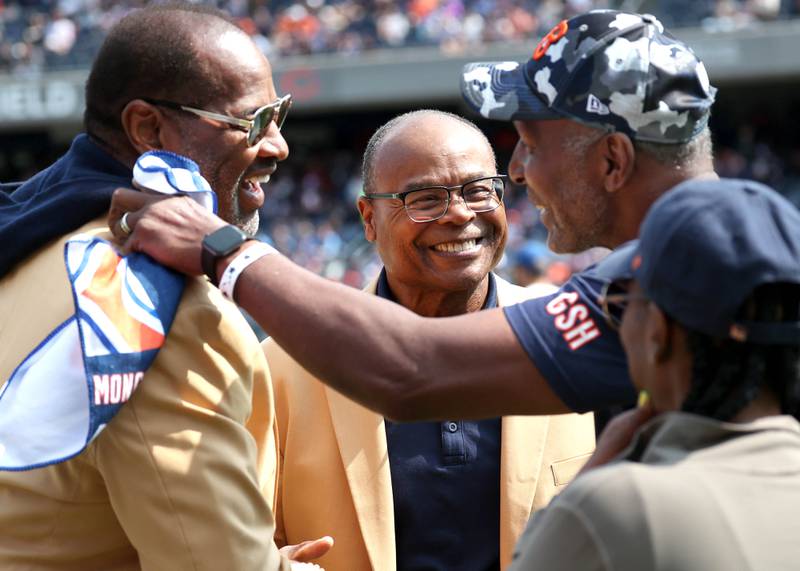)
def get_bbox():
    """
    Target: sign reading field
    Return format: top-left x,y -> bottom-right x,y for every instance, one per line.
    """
0,20 -> 798,132
0,79 -> 83,124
